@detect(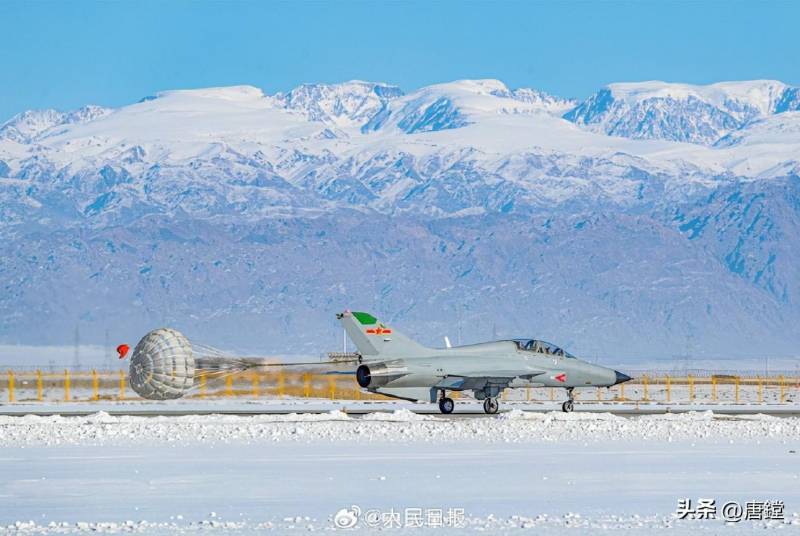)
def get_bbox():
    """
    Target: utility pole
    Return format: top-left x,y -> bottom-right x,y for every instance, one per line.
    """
73,325 -> 81,371
104,328 -> 110,371
456,304 -> 463,346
